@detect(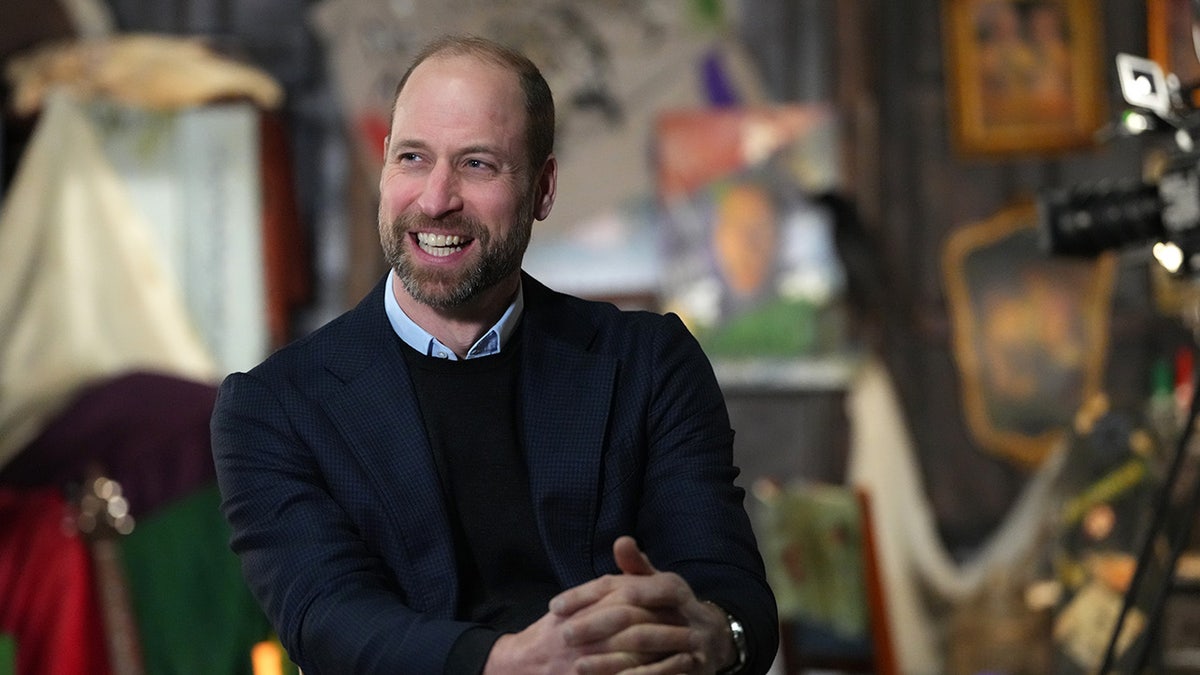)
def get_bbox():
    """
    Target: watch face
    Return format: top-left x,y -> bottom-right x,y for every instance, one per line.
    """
725,615 -> 747,672
731,619 -> 746,650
